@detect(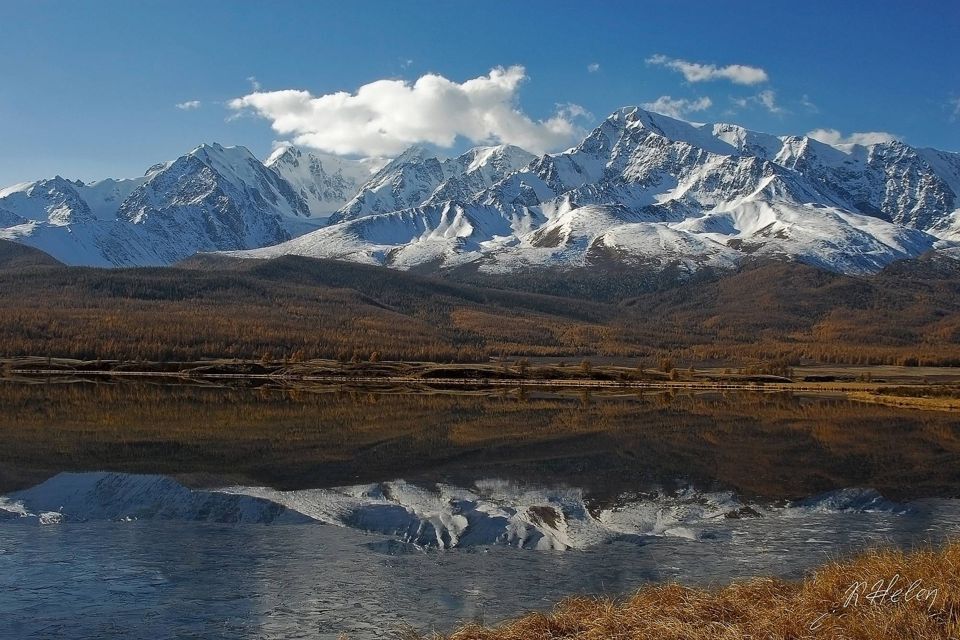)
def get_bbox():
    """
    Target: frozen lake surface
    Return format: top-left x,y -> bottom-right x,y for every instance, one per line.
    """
2,380 -> 960,638
2,474 -> 960,639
